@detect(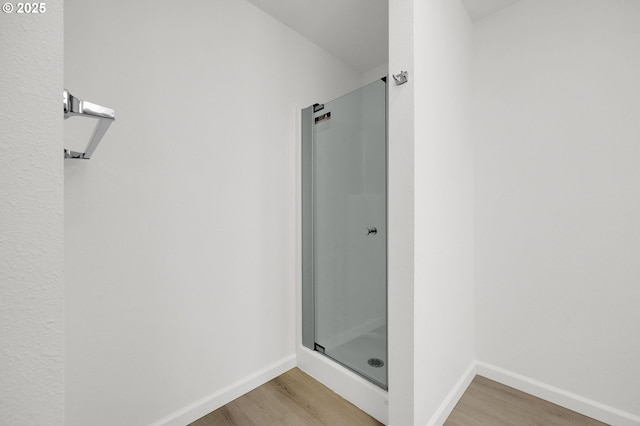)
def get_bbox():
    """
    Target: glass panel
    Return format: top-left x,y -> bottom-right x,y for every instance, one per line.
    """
312,80 -> 387,389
